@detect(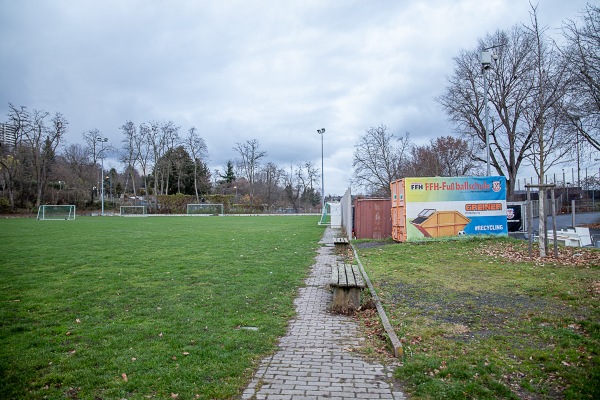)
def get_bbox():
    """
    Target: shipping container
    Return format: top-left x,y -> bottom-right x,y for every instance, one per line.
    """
353,198 -> 392,239
391,176 -> 508,242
